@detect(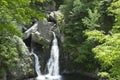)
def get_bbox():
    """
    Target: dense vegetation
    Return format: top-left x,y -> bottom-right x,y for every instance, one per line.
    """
1,0 -> 120,80
60,0 -> 120,79
0,0 -> 45,78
